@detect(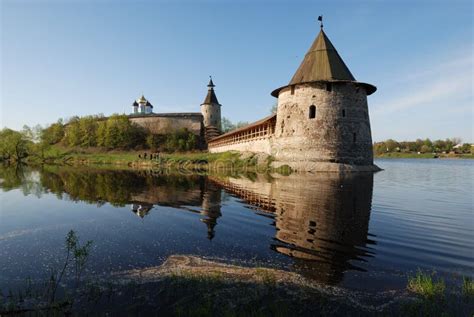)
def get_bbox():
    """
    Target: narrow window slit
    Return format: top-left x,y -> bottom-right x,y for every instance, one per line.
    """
309,105 -> 316,119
